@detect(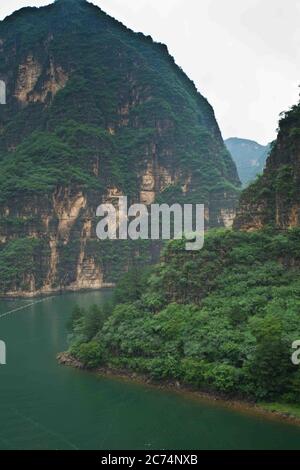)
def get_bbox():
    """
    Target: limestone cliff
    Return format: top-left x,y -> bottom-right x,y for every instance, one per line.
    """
234,101 -> 300,231
0,0 -> 240,296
